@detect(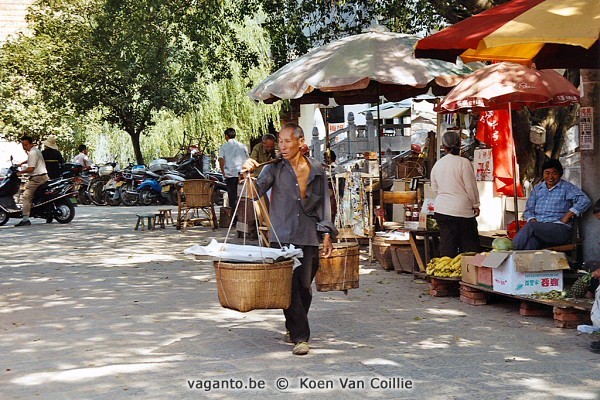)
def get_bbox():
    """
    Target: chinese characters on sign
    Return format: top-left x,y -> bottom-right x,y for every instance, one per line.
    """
328,123 -> 346,135
473,148 -> 493,181
580,107 -> 594,151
